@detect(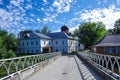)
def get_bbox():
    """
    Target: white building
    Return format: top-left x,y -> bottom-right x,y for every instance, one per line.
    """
17,26 -> 82,54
